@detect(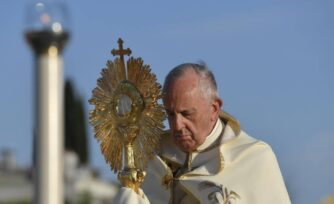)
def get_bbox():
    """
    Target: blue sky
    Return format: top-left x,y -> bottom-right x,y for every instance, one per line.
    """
1,0 -> 333,203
